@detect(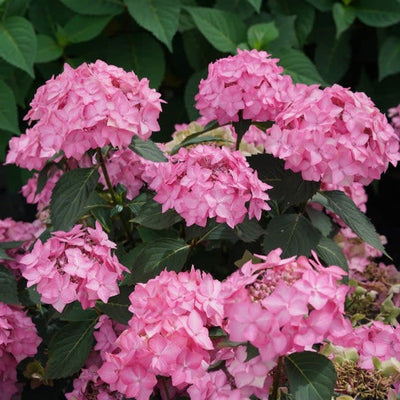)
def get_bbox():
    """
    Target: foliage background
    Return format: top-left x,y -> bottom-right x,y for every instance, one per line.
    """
0,0 -> 399,258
